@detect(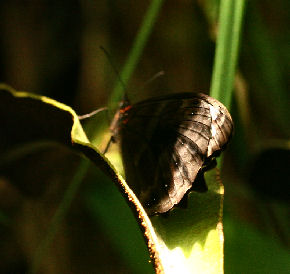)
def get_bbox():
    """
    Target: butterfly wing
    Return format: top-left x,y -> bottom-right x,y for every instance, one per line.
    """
117,93 -> 233,215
